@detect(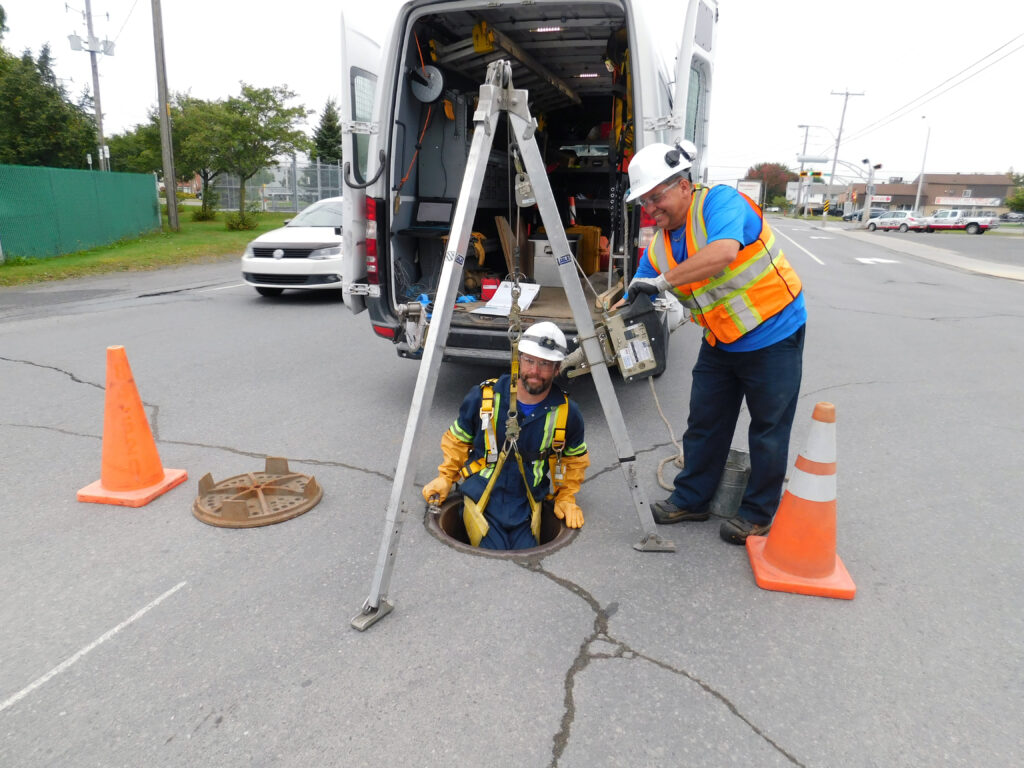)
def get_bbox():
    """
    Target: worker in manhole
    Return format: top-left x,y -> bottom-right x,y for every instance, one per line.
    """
422,322 -> 590,550
623,140 -> 806,545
